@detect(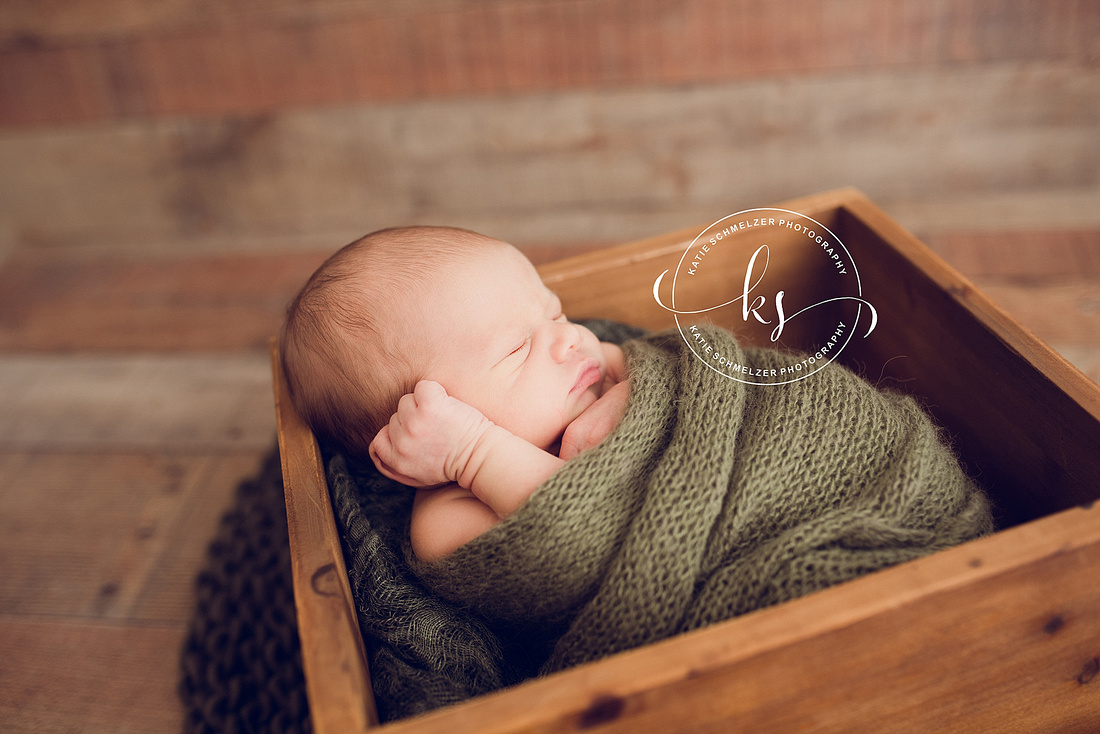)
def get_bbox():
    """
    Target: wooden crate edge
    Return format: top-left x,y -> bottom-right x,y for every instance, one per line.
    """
270,338 -> 378,733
